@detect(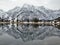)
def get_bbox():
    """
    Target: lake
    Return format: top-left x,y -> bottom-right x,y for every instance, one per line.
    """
0,24 -> 60,45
